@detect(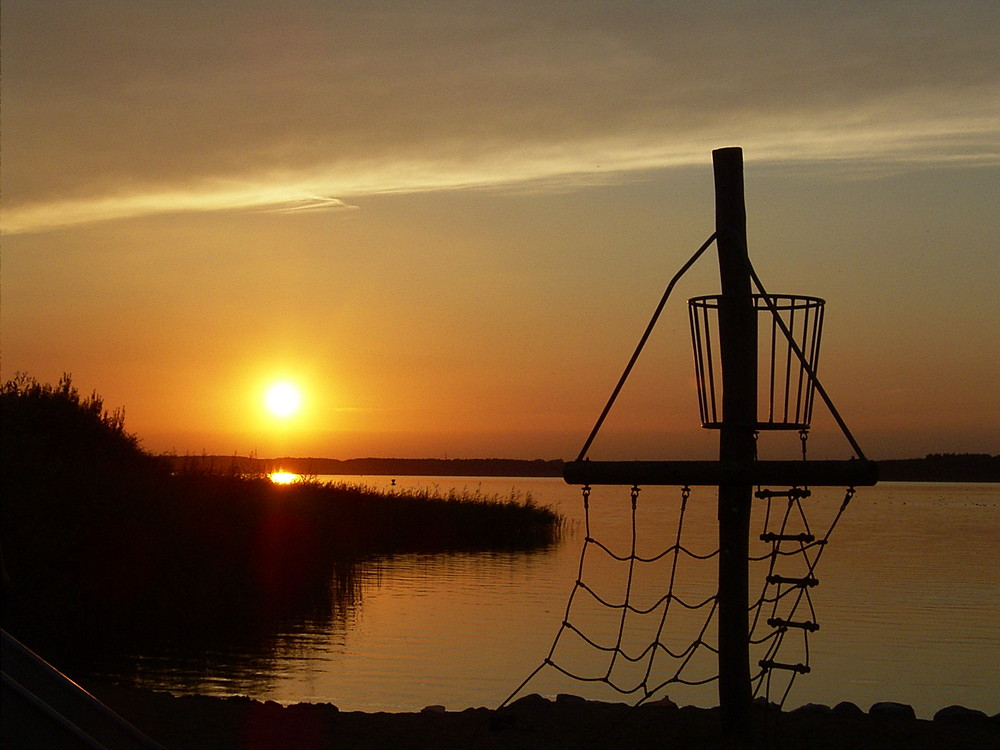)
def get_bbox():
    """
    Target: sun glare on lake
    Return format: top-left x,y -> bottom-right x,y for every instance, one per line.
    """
270,471 -> 300,484
265,381 -> 303,418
